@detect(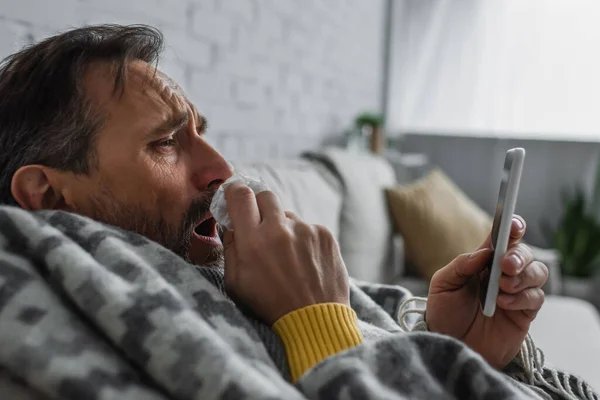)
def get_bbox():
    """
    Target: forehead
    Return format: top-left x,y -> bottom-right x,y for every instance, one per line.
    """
83,60 -> 189,136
